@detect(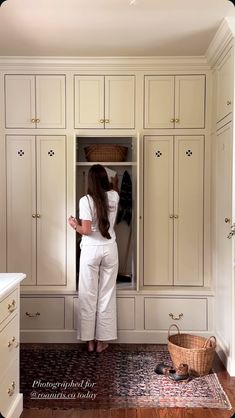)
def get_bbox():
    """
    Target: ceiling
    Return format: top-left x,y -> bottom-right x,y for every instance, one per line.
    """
0,0 -> 235,57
